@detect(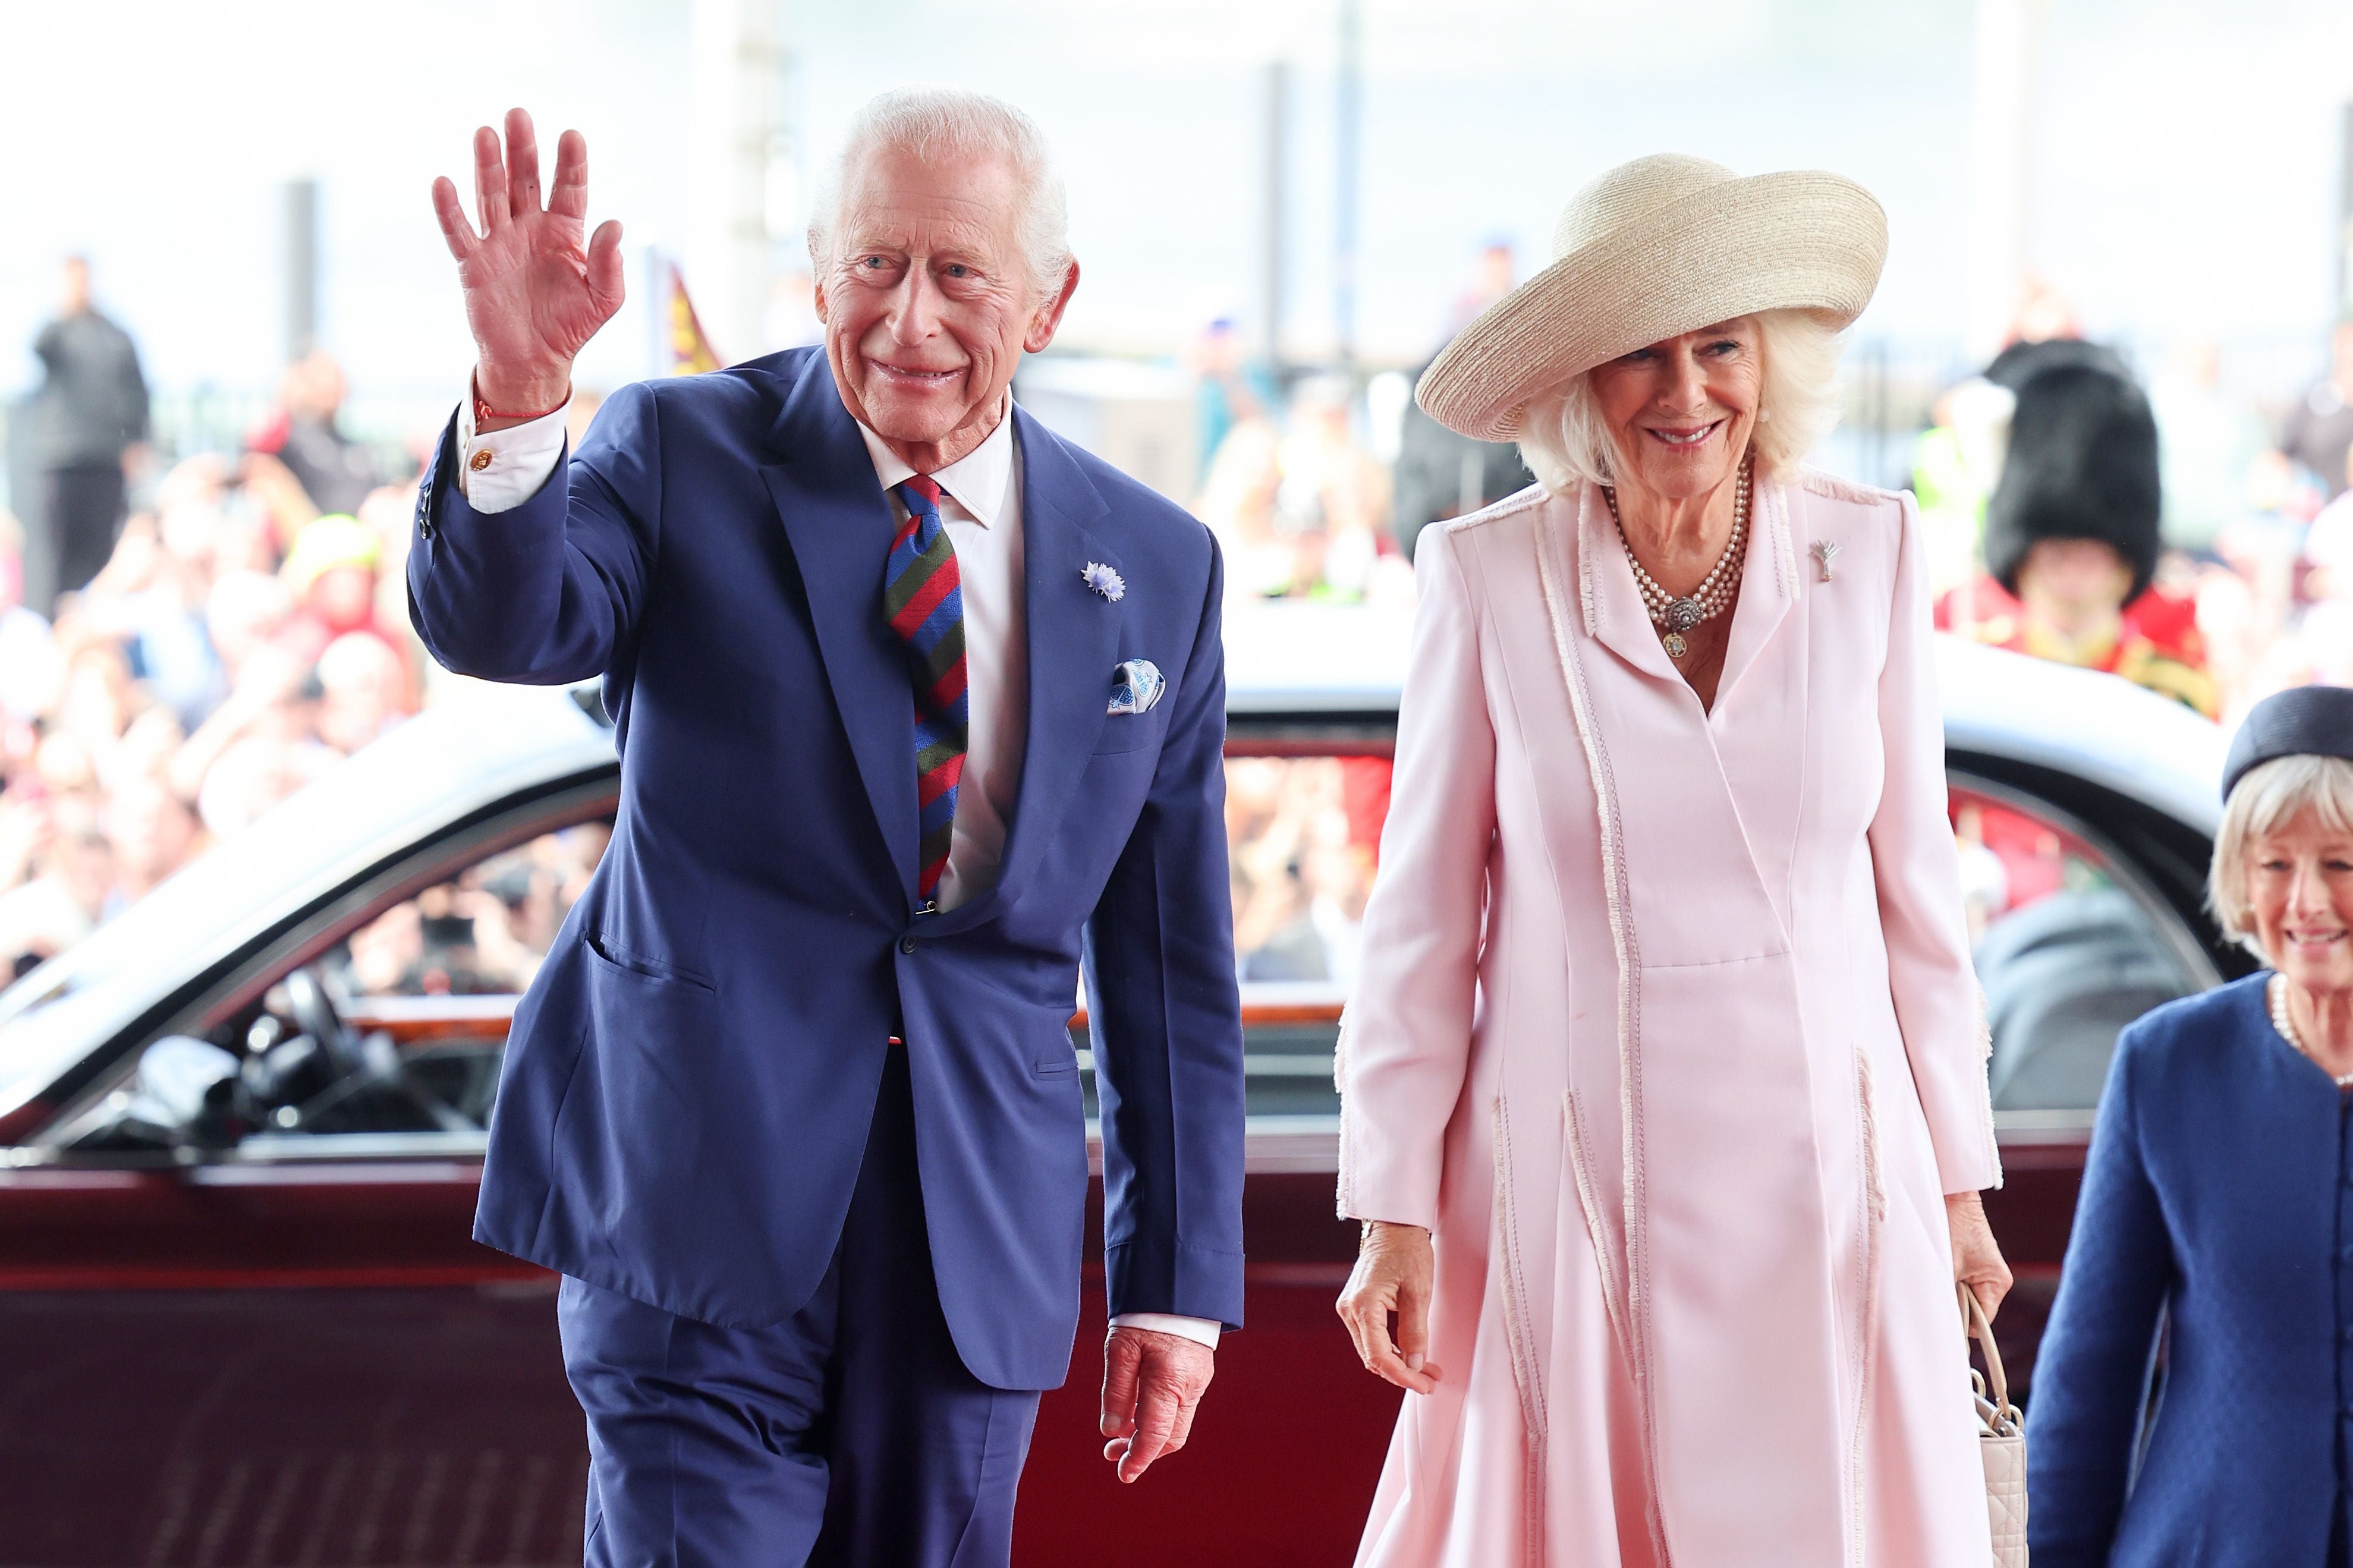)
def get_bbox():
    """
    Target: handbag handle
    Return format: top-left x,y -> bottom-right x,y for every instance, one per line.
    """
1961,1283 -> 2023,1436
